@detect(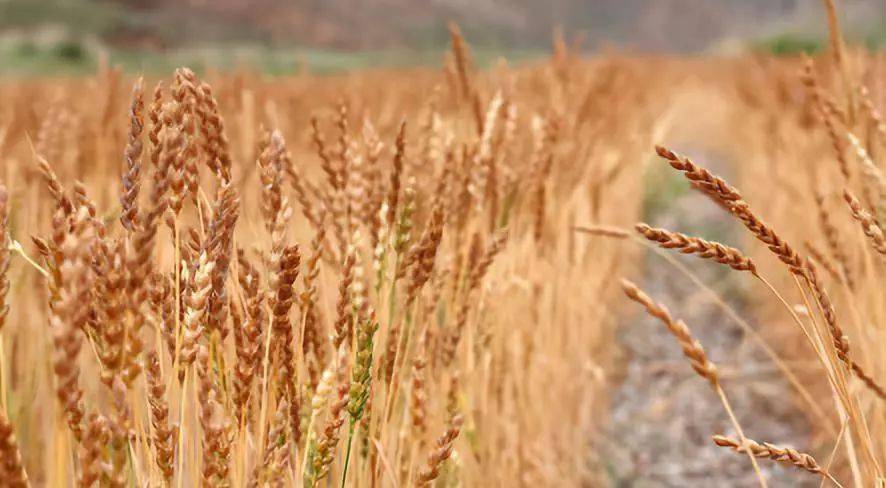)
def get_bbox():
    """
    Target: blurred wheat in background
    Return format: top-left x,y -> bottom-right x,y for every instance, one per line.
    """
0,0 -> 884,487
